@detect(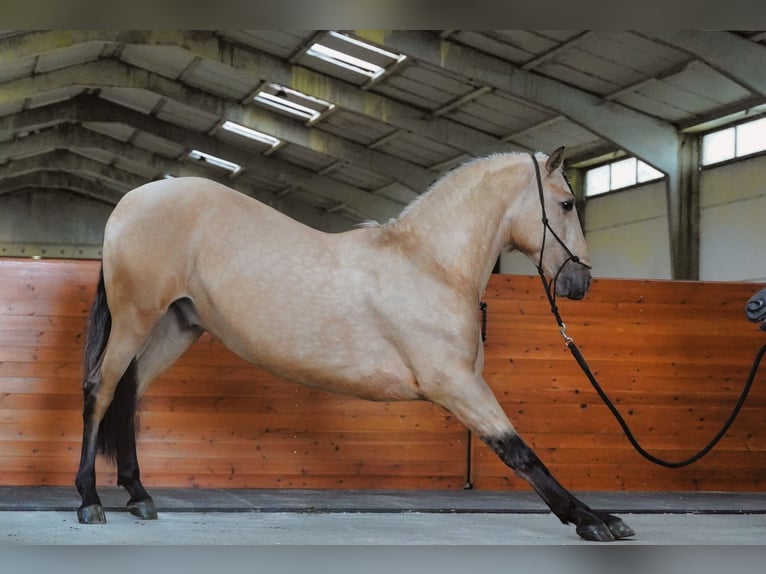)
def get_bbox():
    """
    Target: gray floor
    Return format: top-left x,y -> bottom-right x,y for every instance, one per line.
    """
1,487 -> 765,545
